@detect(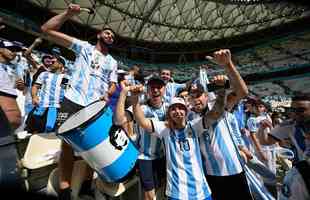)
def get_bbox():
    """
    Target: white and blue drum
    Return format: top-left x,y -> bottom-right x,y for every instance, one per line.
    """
57,101 -> 138,183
